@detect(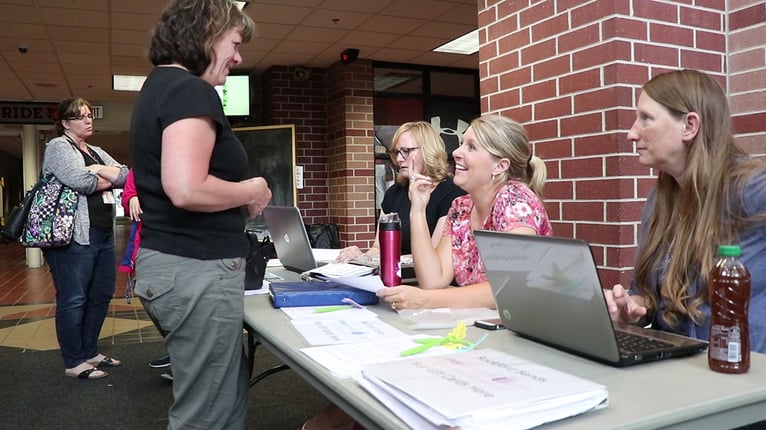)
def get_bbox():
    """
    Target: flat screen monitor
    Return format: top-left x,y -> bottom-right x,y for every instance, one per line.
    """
215,74 -> 250,117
